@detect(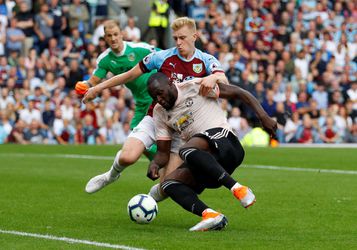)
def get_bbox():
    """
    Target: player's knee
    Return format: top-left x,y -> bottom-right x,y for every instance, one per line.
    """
178,147 -> 198,161
118,151 -> 137,166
